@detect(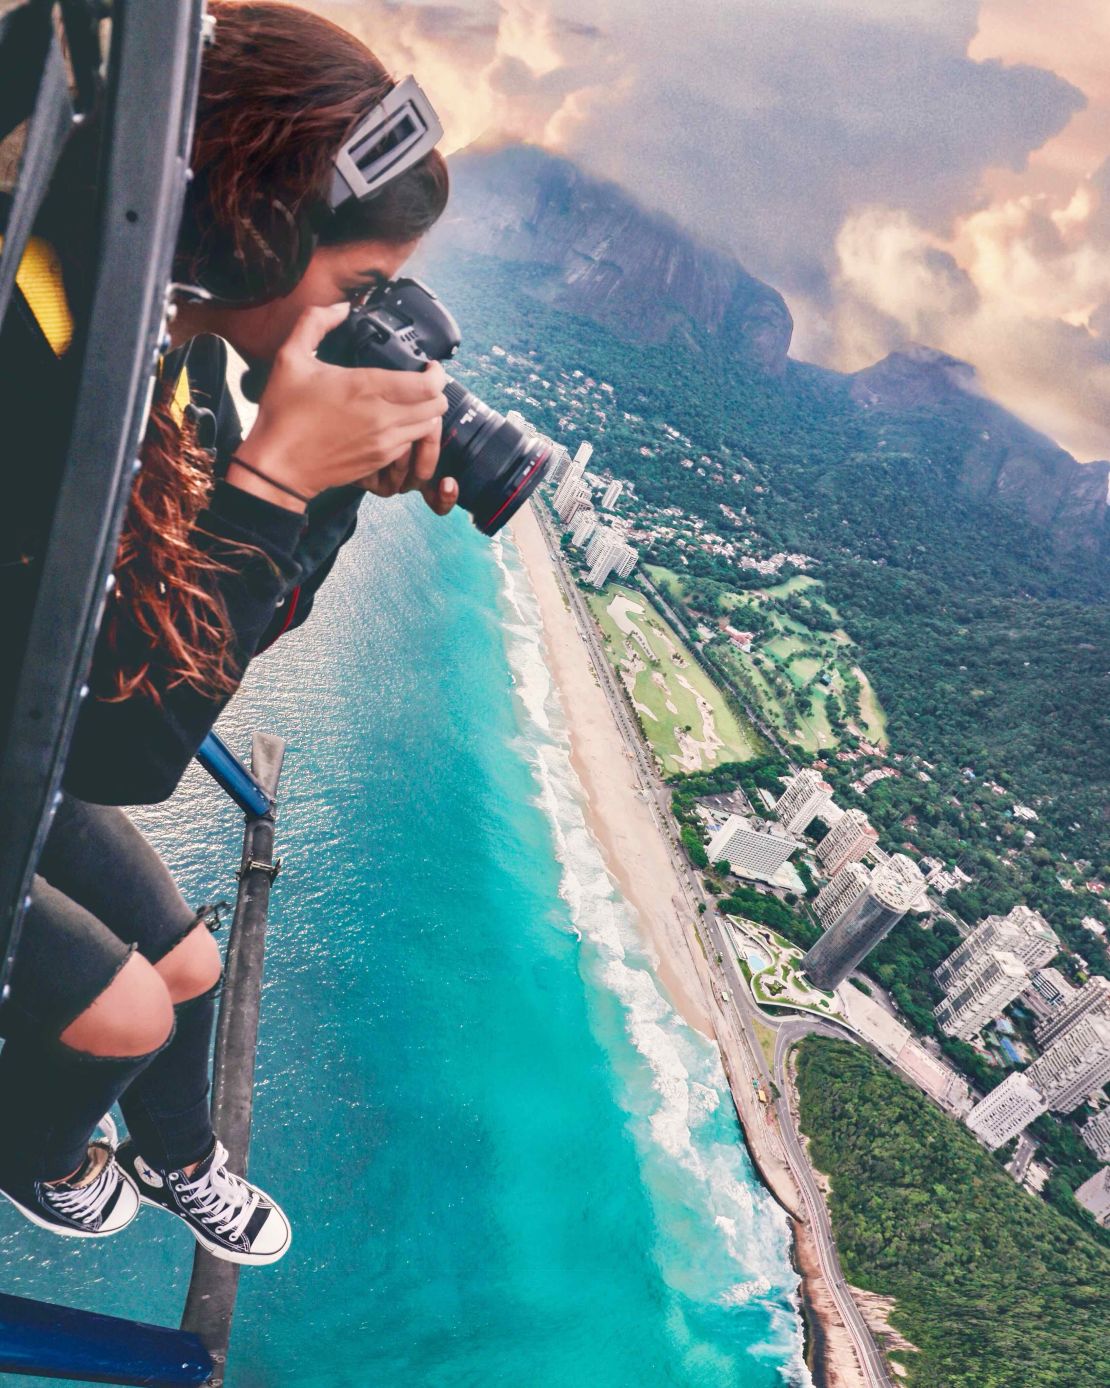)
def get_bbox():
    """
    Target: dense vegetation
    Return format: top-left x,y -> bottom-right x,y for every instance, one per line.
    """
424,247 -> 1110,855
795,1037 -> 1110,1387
424,249 -> 1109,975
